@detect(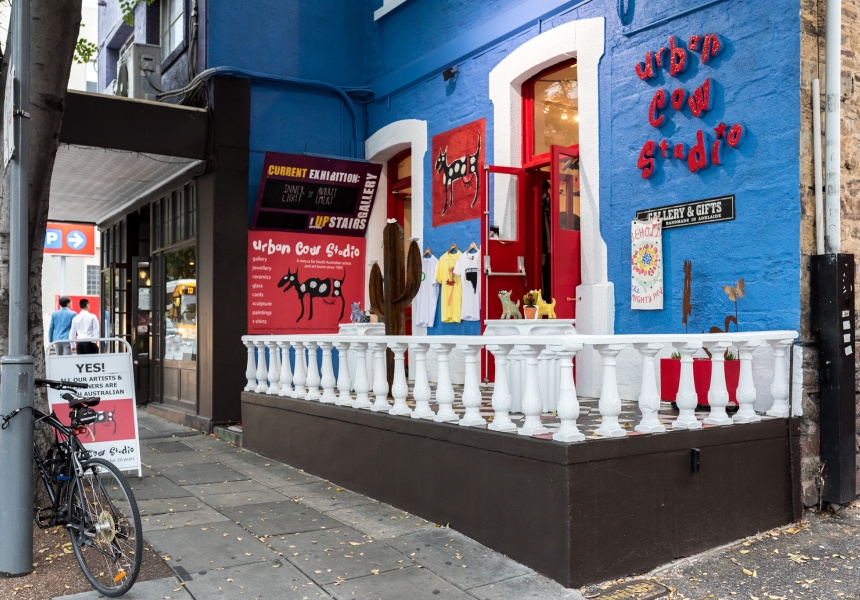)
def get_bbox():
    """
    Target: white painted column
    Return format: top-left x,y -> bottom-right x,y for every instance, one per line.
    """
733,341 -> 761,423
352,342 -> 372,409
633,342 -> 665,433
431,343 -> 458,423
389,342 -> 412,416
487,344 -> 517,433
593,343 -> 626,438
409,342 -> 435,420
320,341 -> 337,404
516,344 -> 549,436
703,341 -> 733,426
552,342 -> 585,442
672,341 -> 702,430
265,340 -> 281,395
332,340 -> 352,406
766,339 -> 792,418
254,340 -> 268,393
370,342 -> 391,411
457,343 -> 486,428
304,341 -> 321,401
277,341 -> 293,397
291,341 -> 307,398
244,340 -> 256,391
